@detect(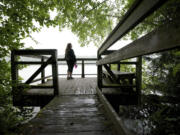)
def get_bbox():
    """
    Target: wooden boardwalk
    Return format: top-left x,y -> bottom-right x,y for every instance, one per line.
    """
26,78 -> 97,96
22,78 -> 116,135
